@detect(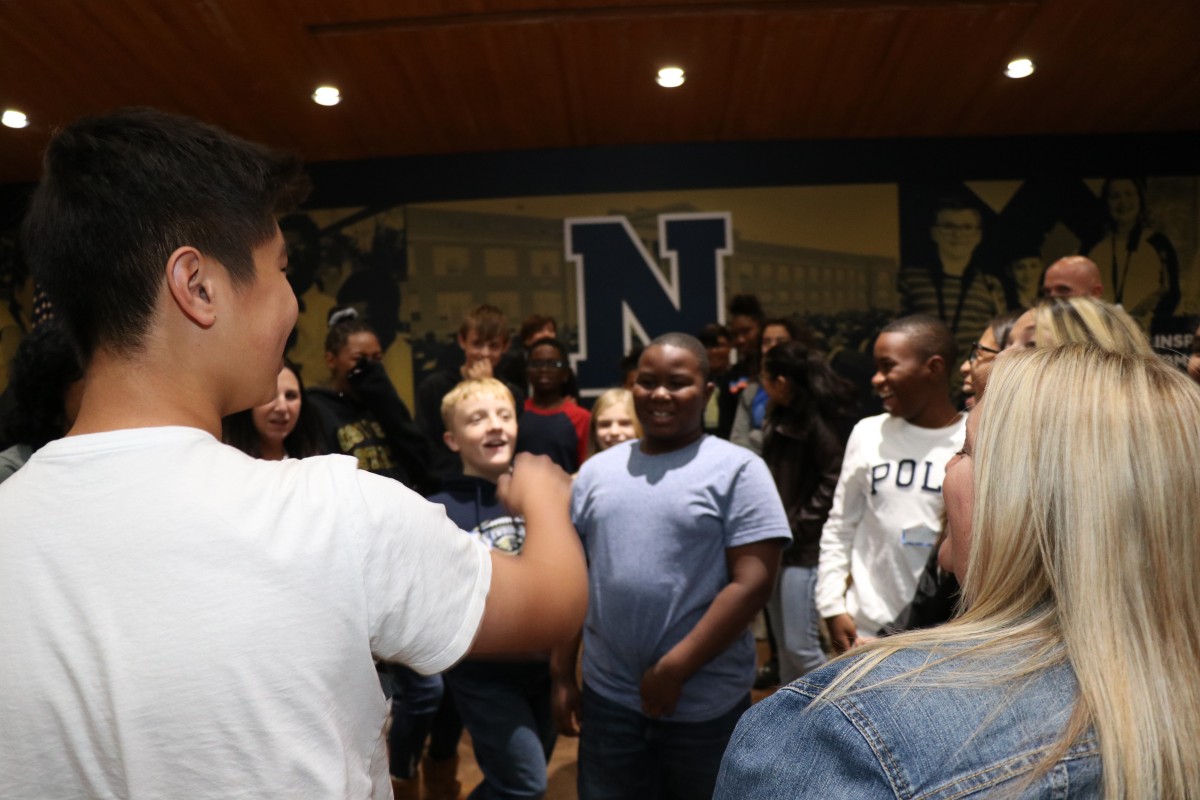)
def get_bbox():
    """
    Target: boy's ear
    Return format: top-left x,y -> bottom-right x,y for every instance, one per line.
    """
443,429 -> 462,453
924,355 -> 947,379
456,331 -> 468,351
702,379 -> 715,403
166,246 -> 218,329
